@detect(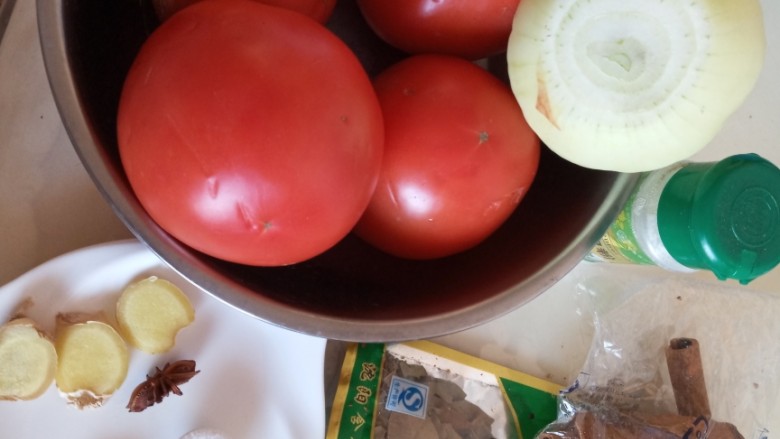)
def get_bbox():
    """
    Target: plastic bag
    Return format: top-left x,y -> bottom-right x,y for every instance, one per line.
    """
327,340 -> 562,439
536,266 -> 780,438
